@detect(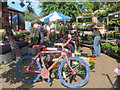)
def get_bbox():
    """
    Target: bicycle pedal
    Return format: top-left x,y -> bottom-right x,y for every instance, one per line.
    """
47,78 -> 50,84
